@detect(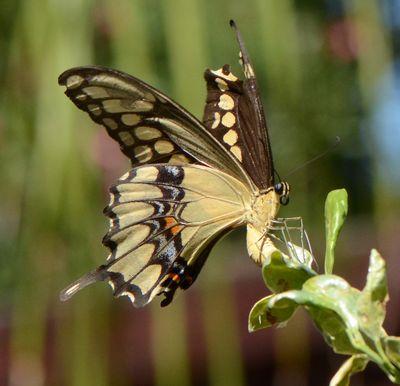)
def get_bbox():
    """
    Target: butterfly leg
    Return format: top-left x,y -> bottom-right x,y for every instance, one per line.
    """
269,217 -> 313,265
